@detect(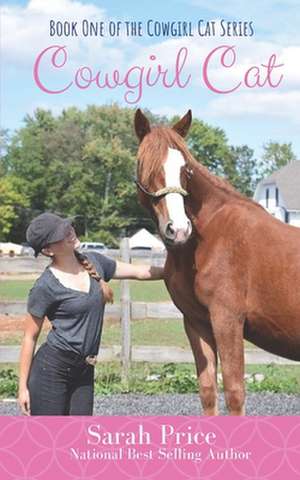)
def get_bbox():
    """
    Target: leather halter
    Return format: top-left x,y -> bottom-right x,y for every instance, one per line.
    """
135,166 -> 193,199
135,180 -> 188,198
